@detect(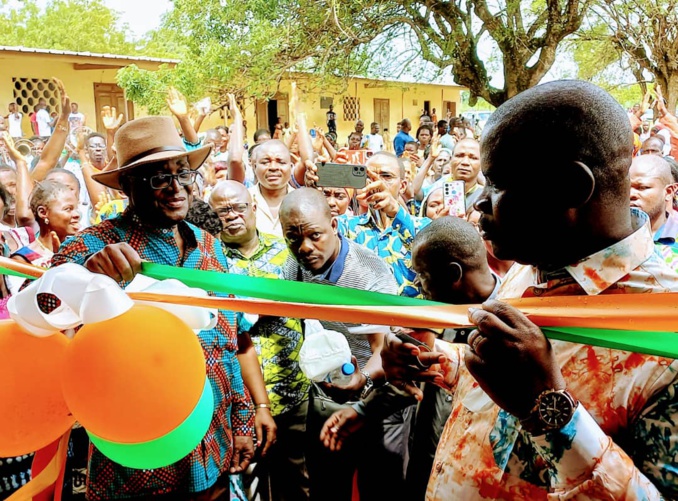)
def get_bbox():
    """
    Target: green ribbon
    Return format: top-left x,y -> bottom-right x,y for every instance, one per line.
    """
140,262 -> 443,306
543,327 -> 678,359
1,263 -> 676,358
